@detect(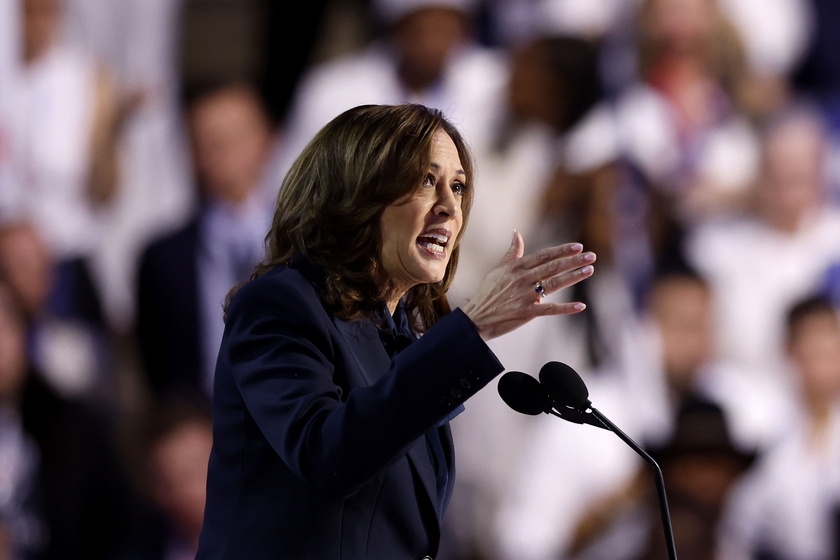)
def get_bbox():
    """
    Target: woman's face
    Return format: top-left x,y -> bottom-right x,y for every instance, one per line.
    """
379,130 -> 465,303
